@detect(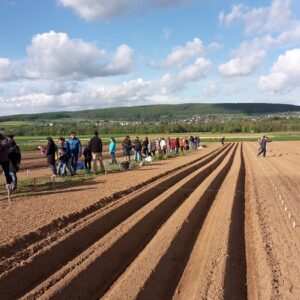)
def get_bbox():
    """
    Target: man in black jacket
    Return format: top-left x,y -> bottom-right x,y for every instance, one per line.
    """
89,130 -> 105,174
7,134 -> 21,190
0,133 -> 13,190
